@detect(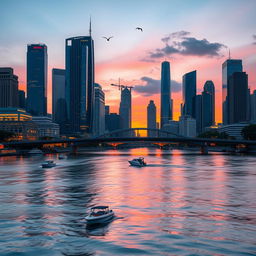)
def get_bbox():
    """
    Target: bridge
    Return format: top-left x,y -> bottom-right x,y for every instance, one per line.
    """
2,128 -> 256,154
